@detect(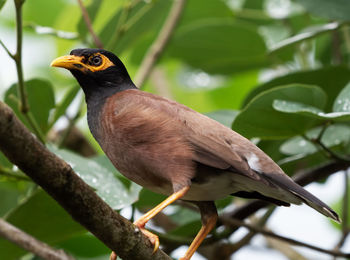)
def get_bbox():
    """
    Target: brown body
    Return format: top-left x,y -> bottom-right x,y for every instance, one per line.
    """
98,89 -> 301,204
